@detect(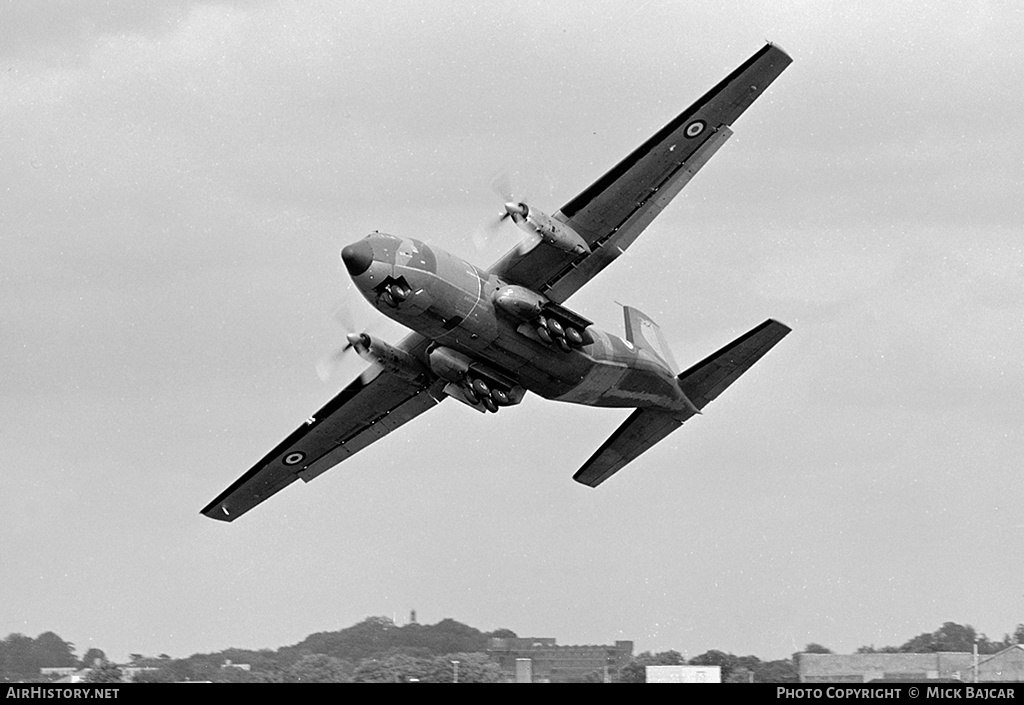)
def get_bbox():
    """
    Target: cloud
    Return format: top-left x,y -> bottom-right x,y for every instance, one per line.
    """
0,1 -> 197,61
